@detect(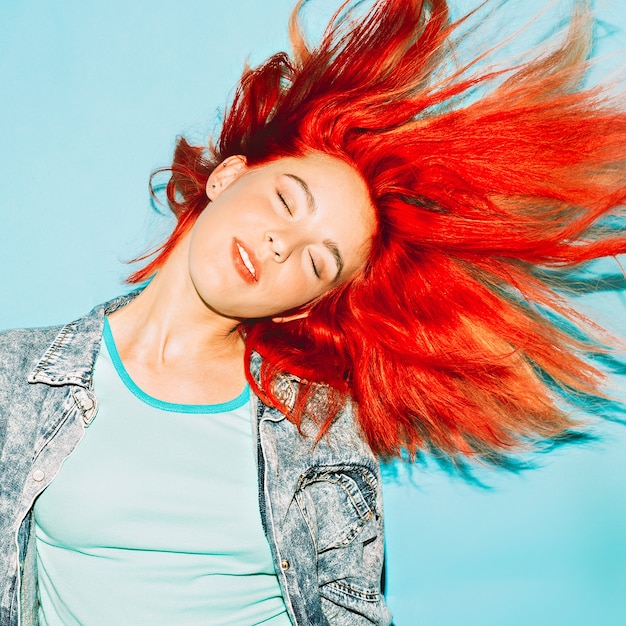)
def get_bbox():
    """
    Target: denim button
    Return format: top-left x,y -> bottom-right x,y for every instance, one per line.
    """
281,559 -> 290,570
71,387 -> 98,426
32,470 -> 45,482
